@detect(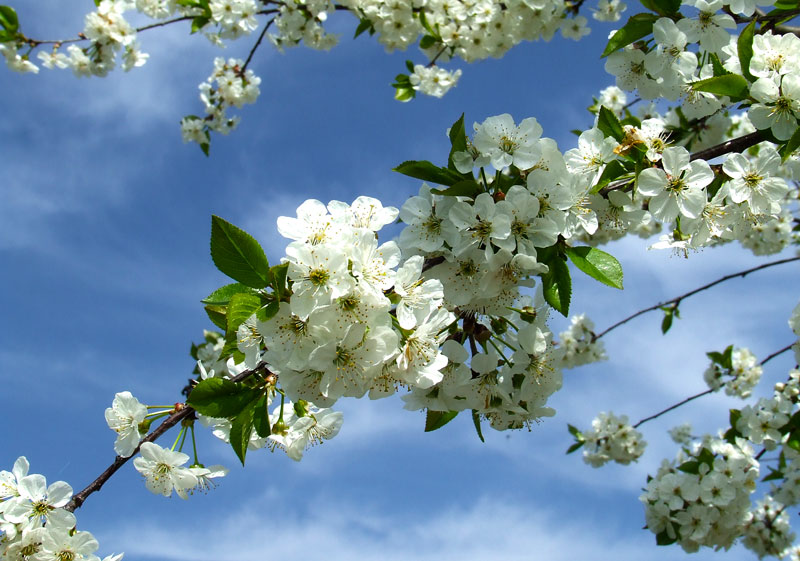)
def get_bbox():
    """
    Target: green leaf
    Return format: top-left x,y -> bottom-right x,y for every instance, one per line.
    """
226,292 -> 262,334
541,255 -> 571,317
567,424 -> 584,439
229,400 -> 256,465
188,378 -> 260,418
353,17 -> 373,38
204,305 -> 227,331
601,13 -> 658,58
471,409 -> 485,443
597,106 -> 625,142
201,283 -> 256,305
256,299 -> 280,322
430,179 -> 482,197
394,86 -> 415,102
424,409 -> 459,432
393,160 -> 466,186
655,528 -> 678,546
419,34 -> 437,49
210,215 -> 270,288
708,53 -> 730,77
405,59 -> 415,73
191,15 -> 210,33
697,446 -> 716,467
200,142 -> 210,157
564,246 -> 624,289
447,113 -> 468,172
0,6 -> 18,32
691,74 -> 749,101
269,262 -> 290,301
639,0 -> 681,15
252,393 -> 271,438
566,441 -> 585,454
779,125 -> 800,161
738,19 -> 757,82
660,307 -> 674,334
677,460 -> 699,474
590,160 -> 628,194
762,467 -> 785,482
729,408 -> 742,428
